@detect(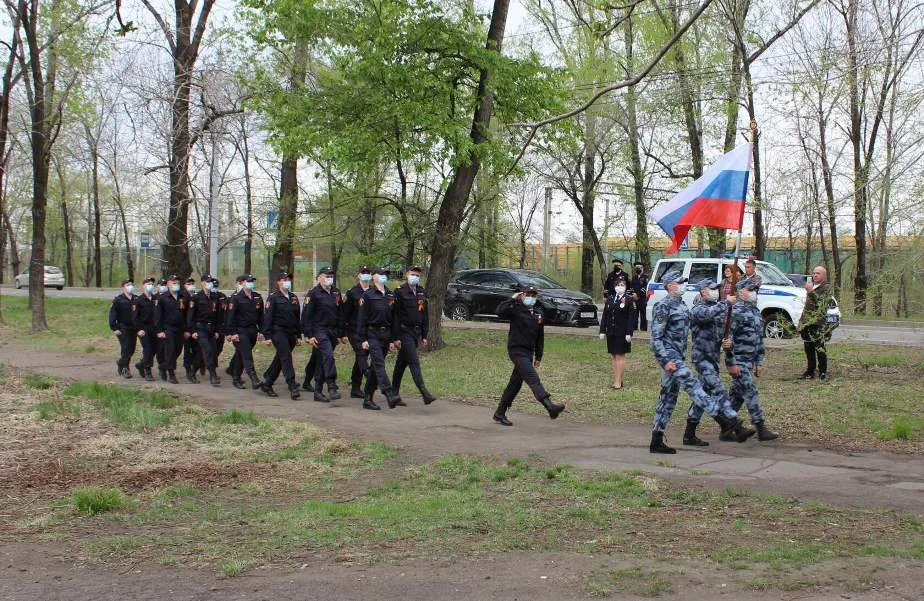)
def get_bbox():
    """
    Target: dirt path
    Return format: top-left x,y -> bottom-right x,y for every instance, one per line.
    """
1,345 -> 923,513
